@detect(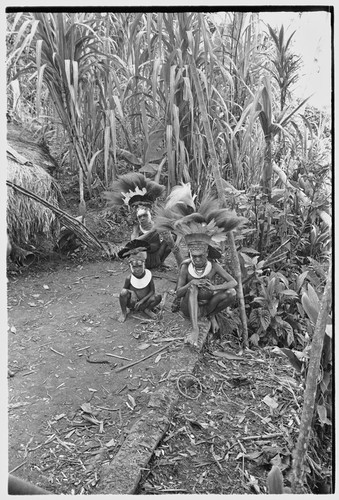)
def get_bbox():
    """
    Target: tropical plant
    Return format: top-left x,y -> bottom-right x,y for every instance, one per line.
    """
265,24 -> 302,111
247,271 -> 300,346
